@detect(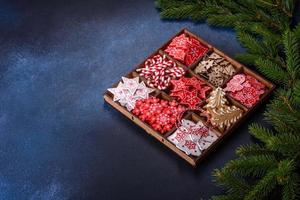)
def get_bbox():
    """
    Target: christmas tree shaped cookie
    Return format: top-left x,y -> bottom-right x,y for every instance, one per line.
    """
203,87 -> 243,132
